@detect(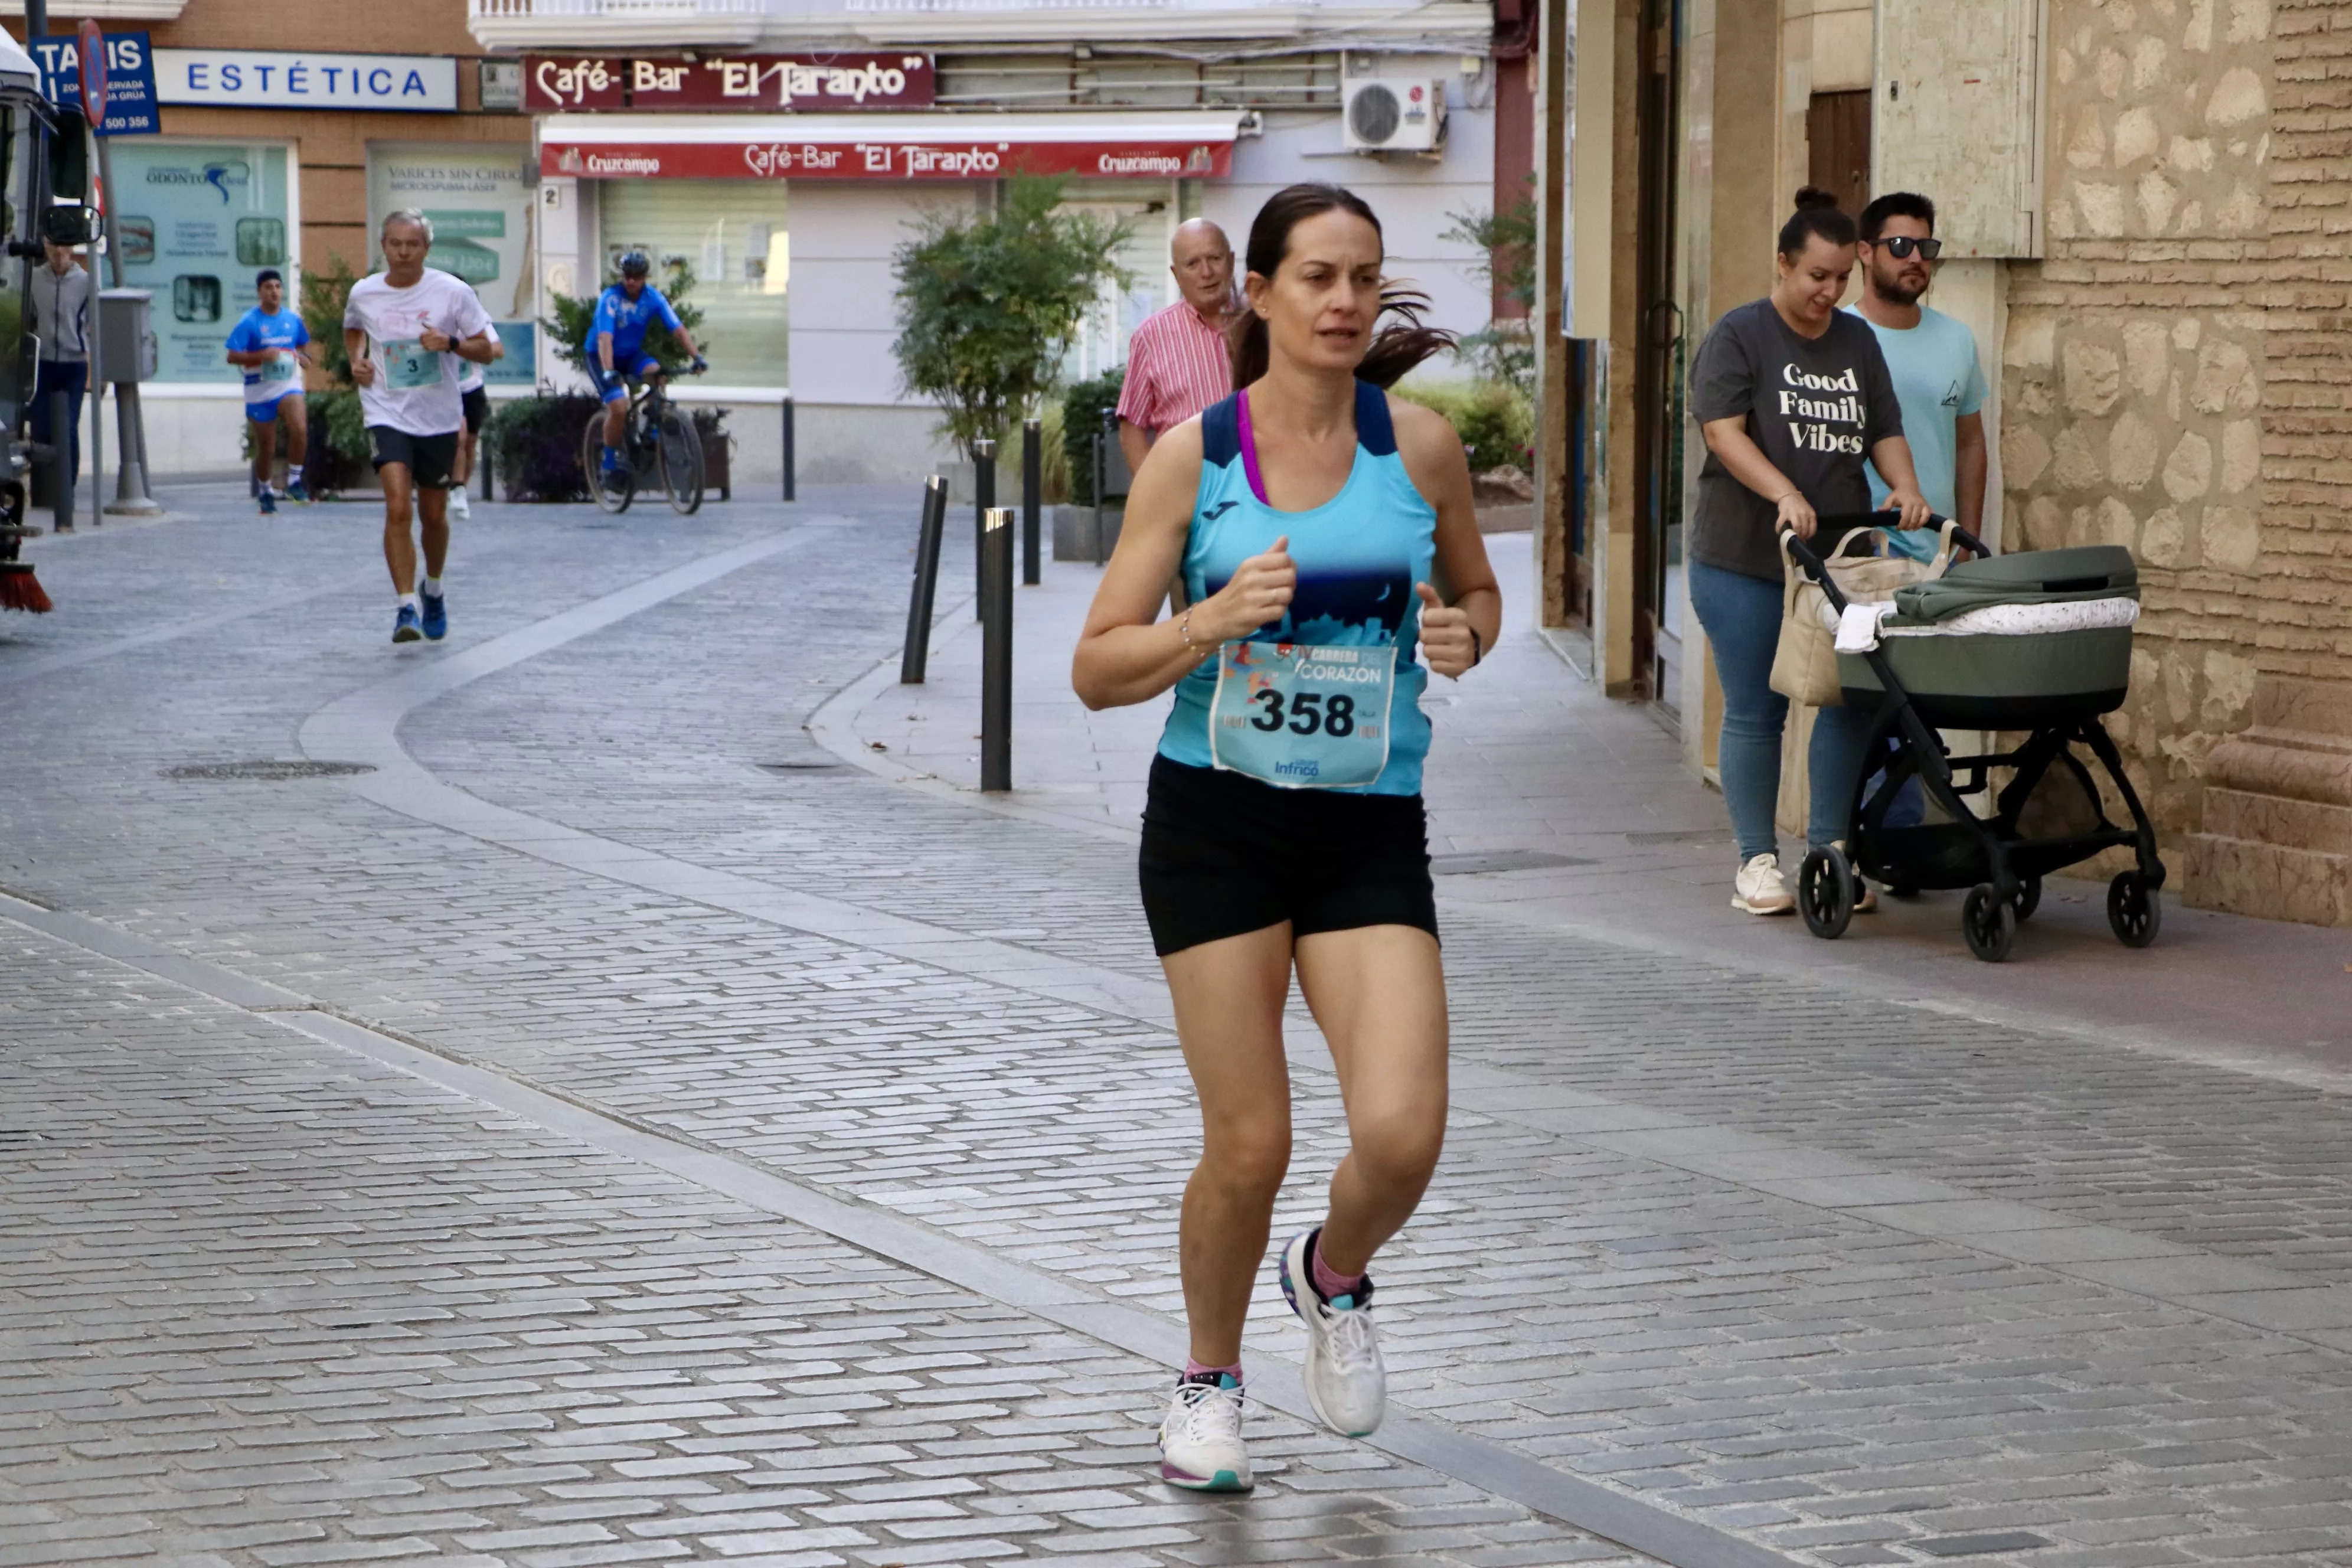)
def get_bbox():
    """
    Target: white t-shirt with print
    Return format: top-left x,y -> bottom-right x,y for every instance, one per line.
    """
344,268 -> 492,436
